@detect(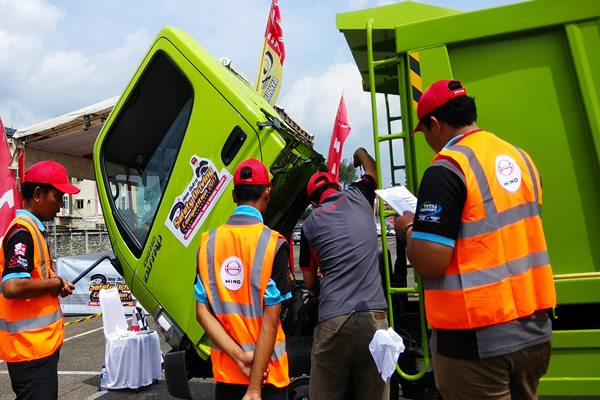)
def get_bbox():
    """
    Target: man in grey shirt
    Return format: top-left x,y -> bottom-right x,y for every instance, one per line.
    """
299,147 -> 388,400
